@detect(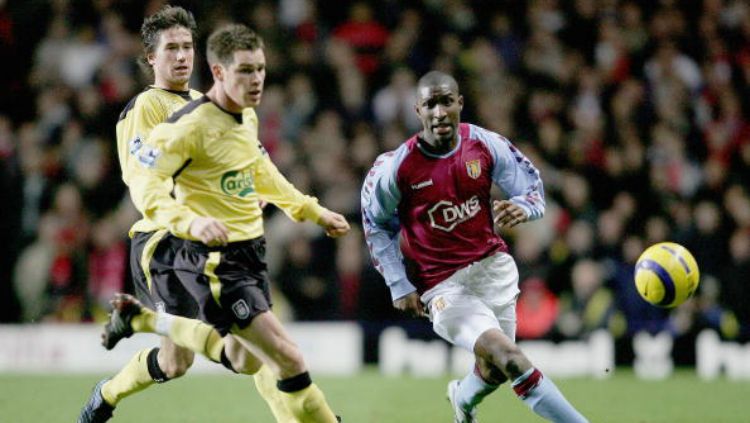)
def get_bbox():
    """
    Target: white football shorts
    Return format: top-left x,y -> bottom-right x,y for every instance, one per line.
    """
421,252 -> 520,351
